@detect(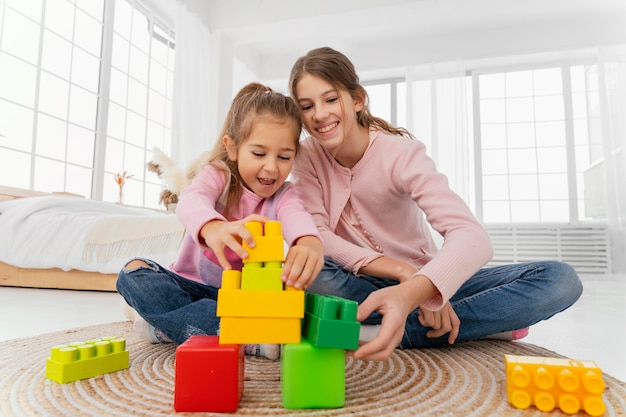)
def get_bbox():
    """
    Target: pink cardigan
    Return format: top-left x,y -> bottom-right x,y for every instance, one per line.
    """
170,164 -> 320,287
292,130 -> 493,309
